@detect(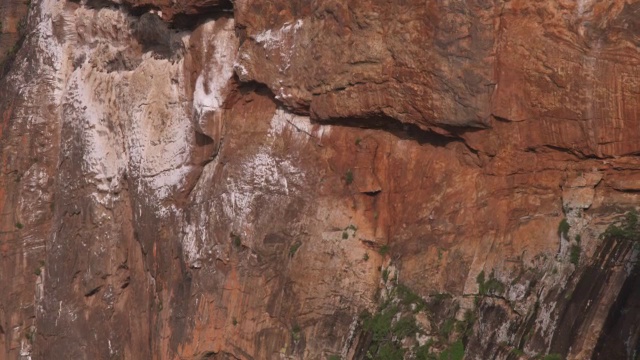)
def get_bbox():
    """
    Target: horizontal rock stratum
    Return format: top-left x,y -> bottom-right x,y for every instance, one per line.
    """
1,0 -> 640,359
